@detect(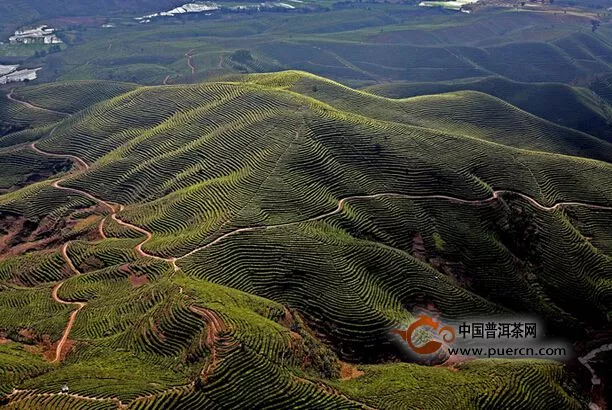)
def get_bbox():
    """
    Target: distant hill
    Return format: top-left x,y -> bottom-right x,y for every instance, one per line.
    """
365,76 -> 612,143
0,0 -> 181,35
5,6 -> 612,89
